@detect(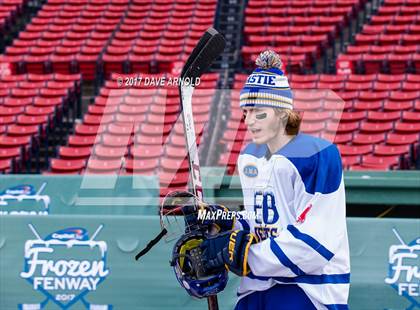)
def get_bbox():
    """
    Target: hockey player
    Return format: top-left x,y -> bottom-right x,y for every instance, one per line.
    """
195,50 -> 350,309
